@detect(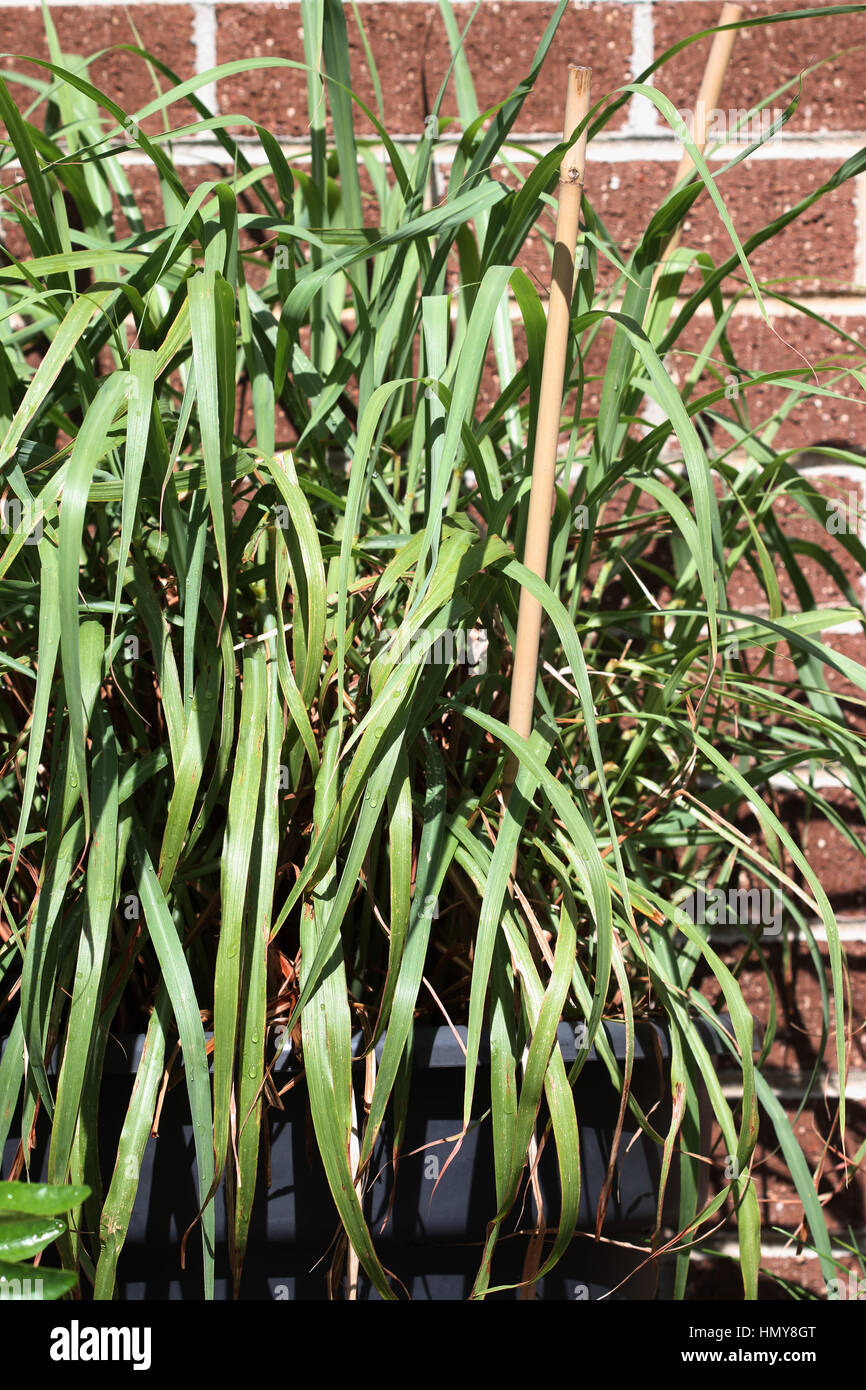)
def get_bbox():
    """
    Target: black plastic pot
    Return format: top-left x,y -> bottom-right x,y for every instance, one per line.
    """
2,1019 -> 722,1300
